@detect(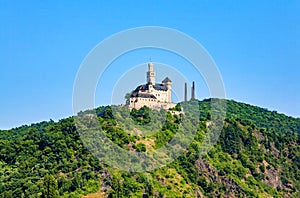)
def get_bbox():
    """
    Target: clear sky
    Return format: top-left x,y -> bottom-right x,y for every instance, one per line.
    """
1,1 -> 299,129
